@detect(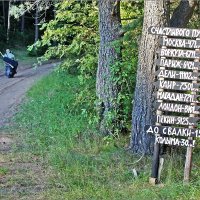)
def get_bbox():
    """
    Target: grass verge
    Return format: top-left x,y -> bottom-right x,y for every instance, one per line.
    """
13,71 -> 200,200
